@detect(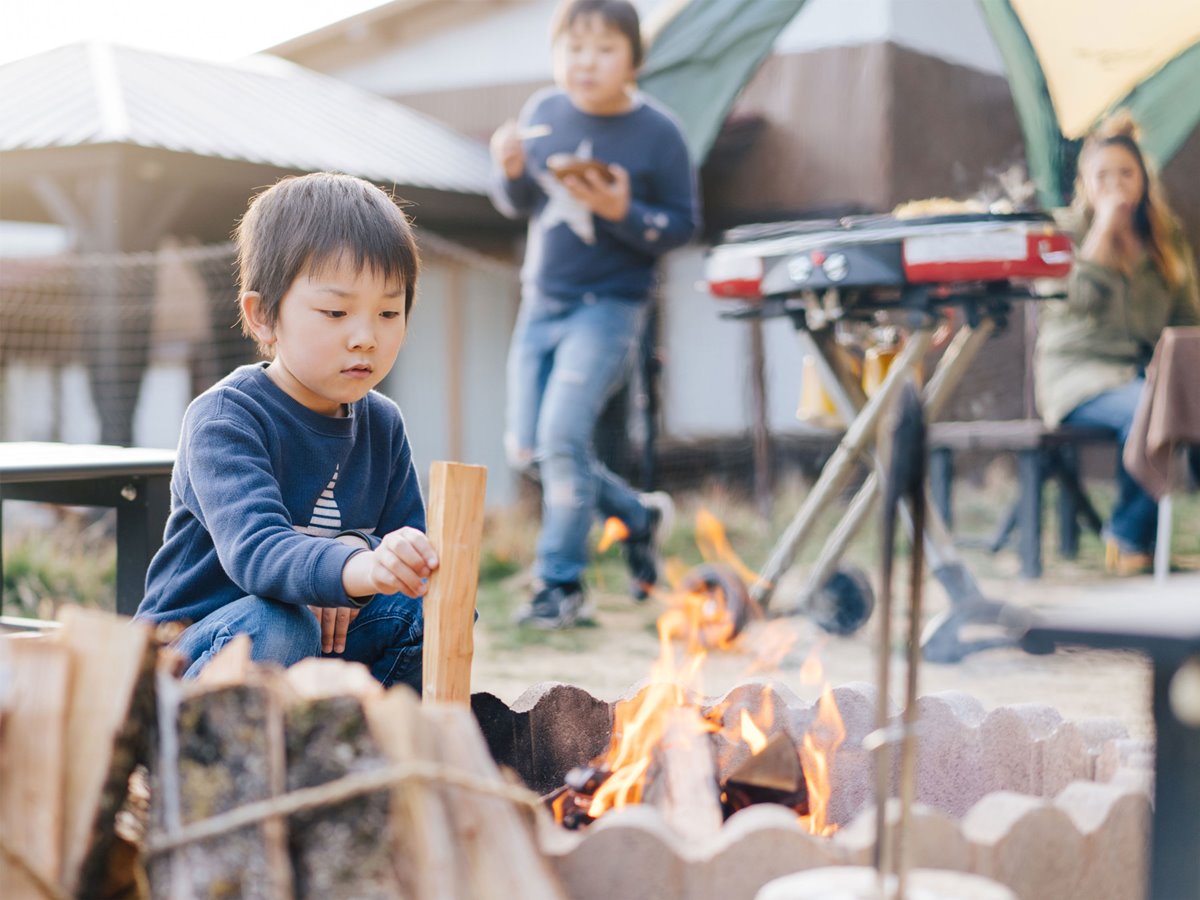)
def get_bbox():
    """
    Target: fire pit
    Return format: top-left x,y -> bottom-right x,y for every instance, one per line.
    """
470,495 -> 1152,900
471,680 -> 1152,900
